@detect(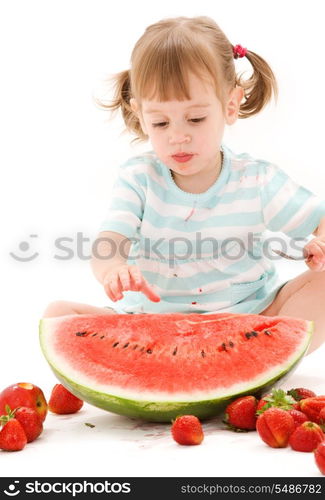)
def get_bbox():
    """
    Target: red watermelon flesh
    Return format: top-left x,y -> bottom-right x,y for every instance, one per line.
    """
39,313 -> 312,422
